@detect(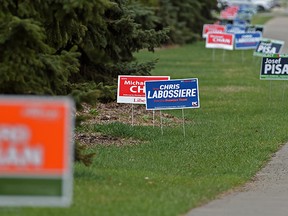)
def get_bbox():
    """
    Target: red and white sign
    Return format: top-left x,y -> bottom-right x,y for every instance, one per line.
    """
220,5 -> 239,20
202,24 -> 226,38
206,33 -> 234,50
117,75 -> 170,104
